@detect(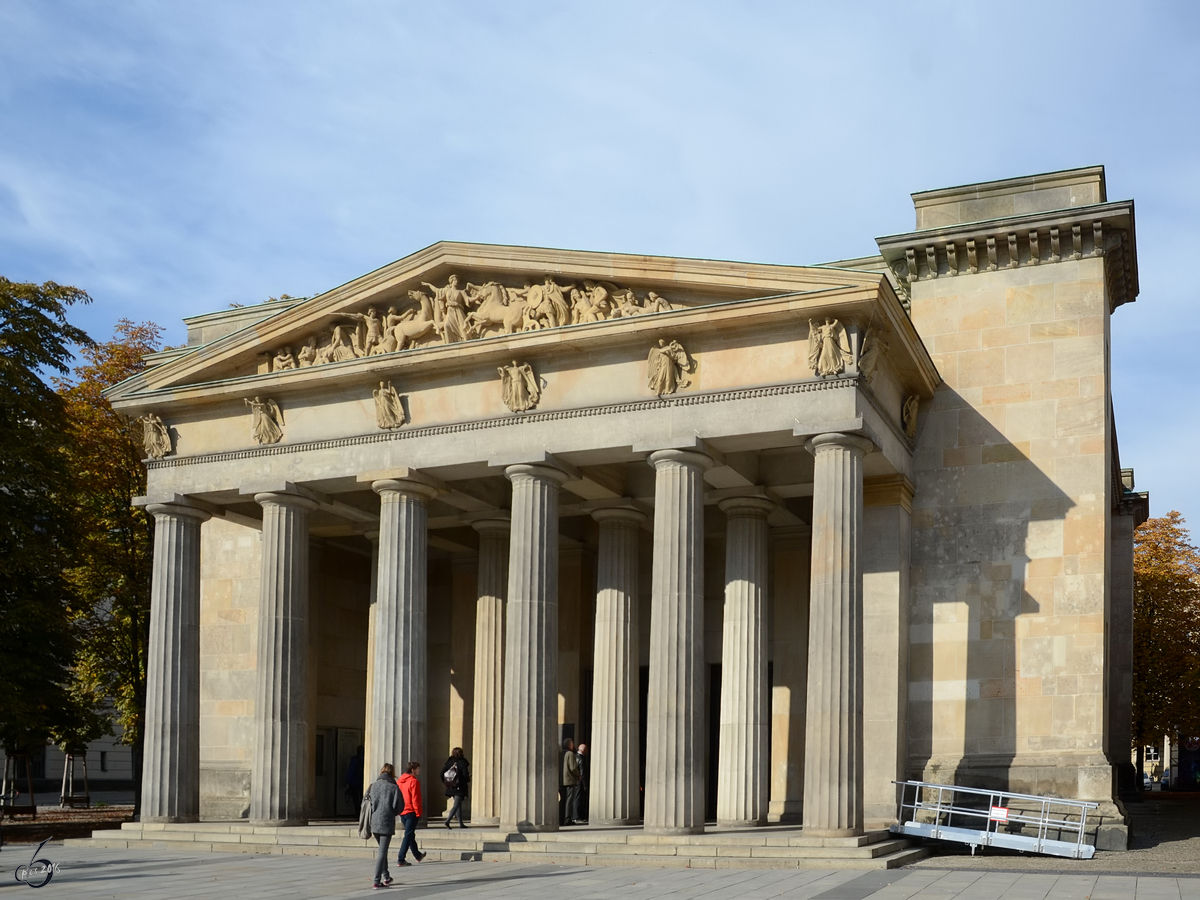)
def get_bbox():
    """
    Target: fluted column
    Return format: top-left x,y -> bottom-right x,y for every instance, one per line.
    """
471,517 -> 510,825
590,507 -> 645,826
802,432 -> 872,836
251,491 -> 317,825
370,479 -> 438,787
716,496 -> 773,826
644,449 -> 711,834
141,501 -> 210,823
500,463 -> 569,832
